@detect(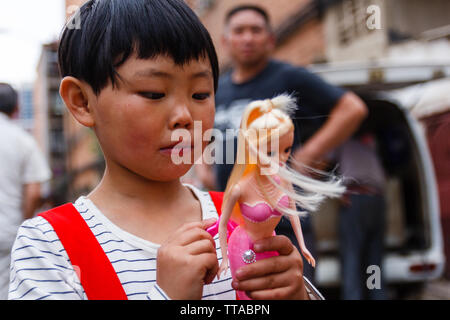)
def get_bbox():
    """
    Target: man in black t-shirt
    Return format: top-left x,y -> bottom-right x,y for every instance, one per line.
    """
215,59 -> 346,190
198,5 -> 368,282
